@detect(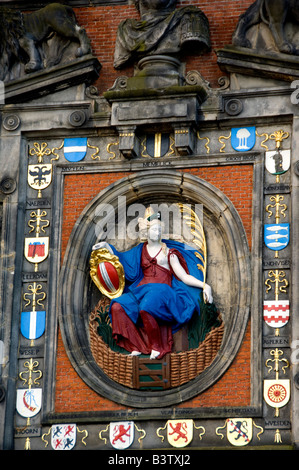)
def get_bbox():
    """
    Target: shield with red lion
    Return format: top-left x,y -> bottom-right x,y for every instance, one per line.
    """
109,421 -> 134,449
89,248 -> 125,299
